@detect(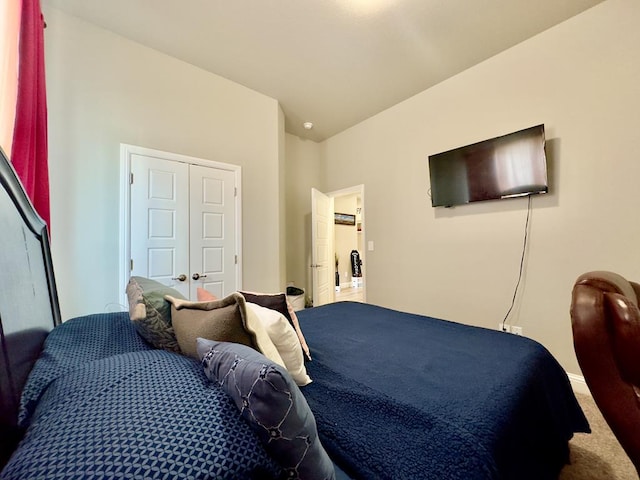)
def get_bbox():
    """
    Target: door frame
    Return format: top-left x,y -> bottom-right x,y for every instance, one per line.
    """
118,144 -> 242,306
311,184 -> 366,305
327,184 -> 366,303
